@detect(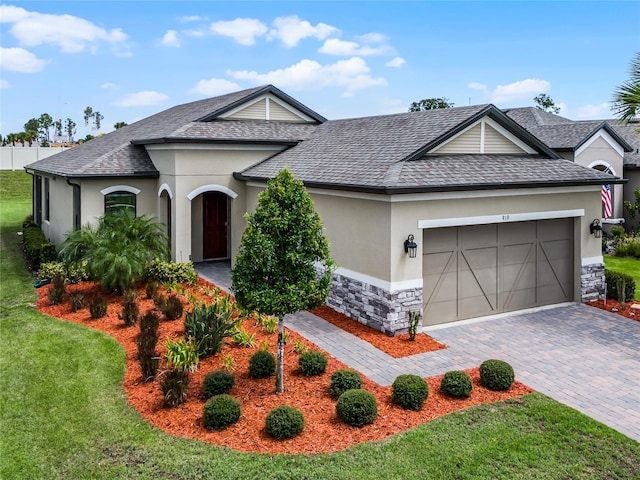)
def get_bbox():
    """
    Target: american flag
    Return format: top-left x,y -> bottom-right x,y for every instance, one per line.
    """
602,184 -> 612,219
